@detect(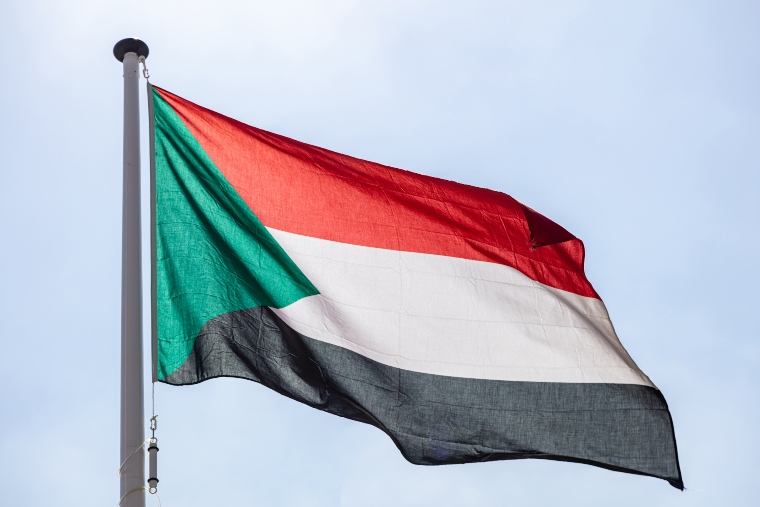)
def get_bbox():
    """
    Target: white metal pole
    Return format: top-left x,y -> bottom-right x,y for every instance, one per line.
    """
114,38 -> 149,507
